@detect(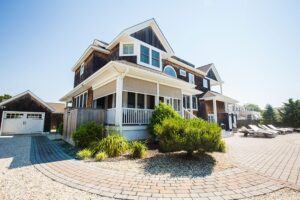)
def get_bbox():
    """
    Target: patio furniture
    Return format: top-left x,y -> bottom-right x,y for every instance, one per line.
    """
267,124 -> 293,133
258,124 -> 281,135
248,125 -> 277,138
